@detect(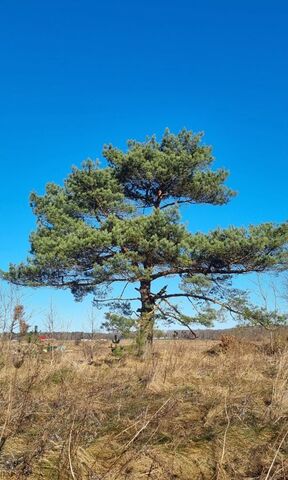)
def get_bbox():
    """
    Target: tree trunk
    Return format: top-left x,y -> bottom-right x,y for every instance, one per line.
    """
137,280 -> 155,356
